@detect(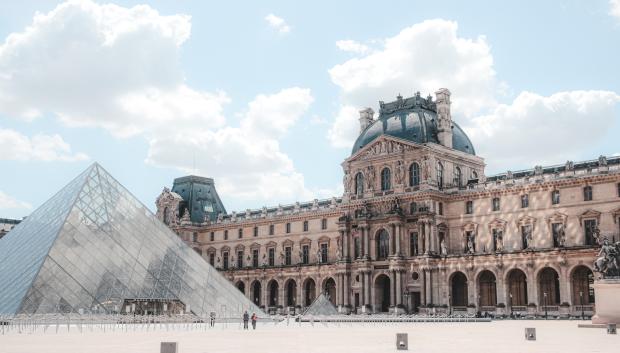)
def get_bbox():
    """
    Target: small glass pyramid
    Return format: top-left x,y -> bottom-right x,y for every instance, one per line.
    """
302,293 -> 339,316
0,163 -> 262,317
